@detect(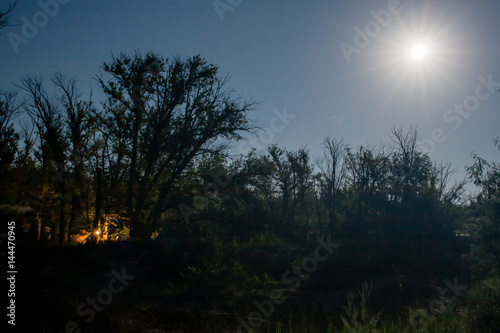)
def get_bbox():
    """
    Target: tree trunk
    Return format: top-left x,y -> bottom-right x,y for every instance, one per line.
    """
36,211 -> 42,242
93,167 -> 103,233
58,180 -> 66,245
67,196 -> 77,243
